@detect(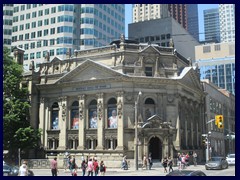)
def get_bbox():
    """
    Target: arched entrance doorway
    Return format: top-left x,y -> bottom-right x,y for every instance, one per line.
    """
149,137 -> 162,160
